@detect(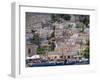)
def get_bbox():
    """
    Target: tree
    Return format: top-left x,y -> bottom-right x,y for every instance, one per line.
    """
37,47 -> 46,55
83,47 -> 90,58
83,16 -> 89,27
62,14 -> 71,21
51,32 -> 55,38
79,15 -> 89,28
32,33 -> 41,48
76,23 -> 85,32
51,14 -> 59,23
31,30 -> 36,33
51,42 -> 56,51
57,14 -> 71,21
51,14 -> 71,23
